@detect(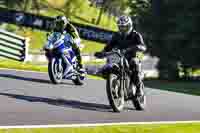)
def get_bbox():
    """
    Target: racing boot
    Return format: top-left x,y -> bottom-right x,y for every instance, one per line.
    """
78,63 -> 87,81
131,71 -> 144,97
78,63 -> 85,73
